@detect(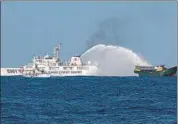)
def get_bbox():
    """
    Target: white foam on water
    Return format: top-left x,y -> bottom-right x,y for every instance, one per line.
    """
81,44 -> 151,76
